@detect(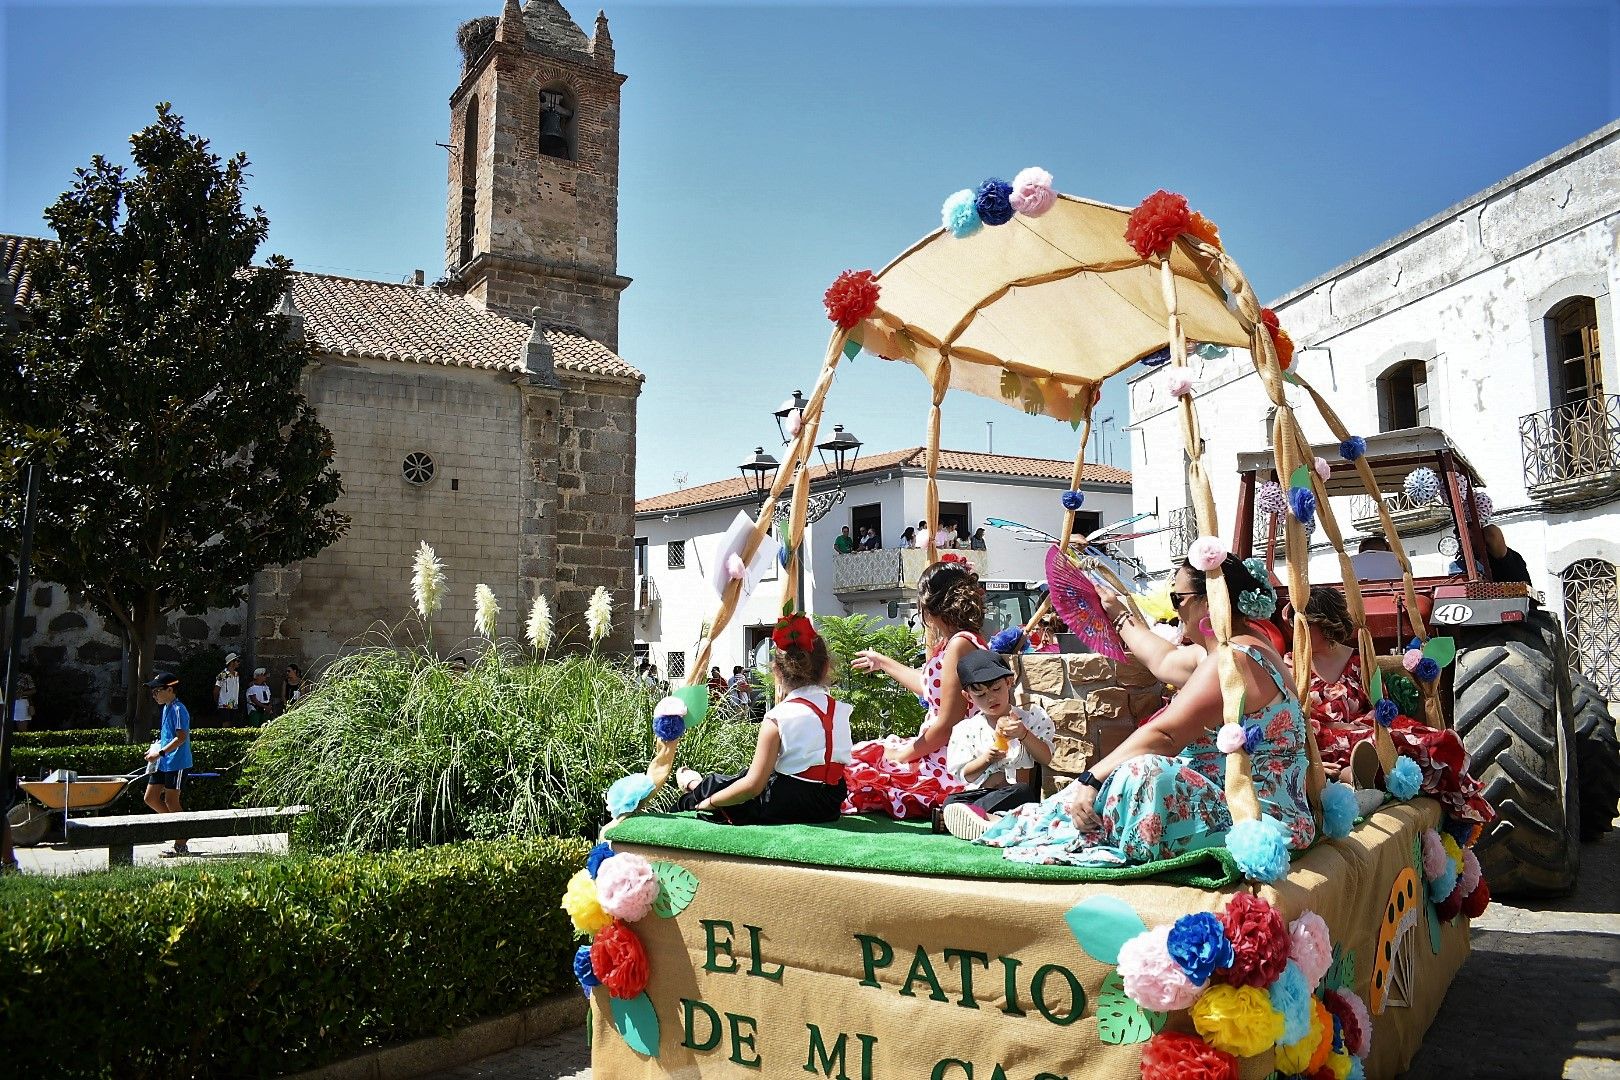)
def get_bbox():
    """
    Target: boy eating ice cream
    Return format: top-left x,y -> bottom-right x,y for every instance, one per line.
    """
941,649 -> 1055,841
